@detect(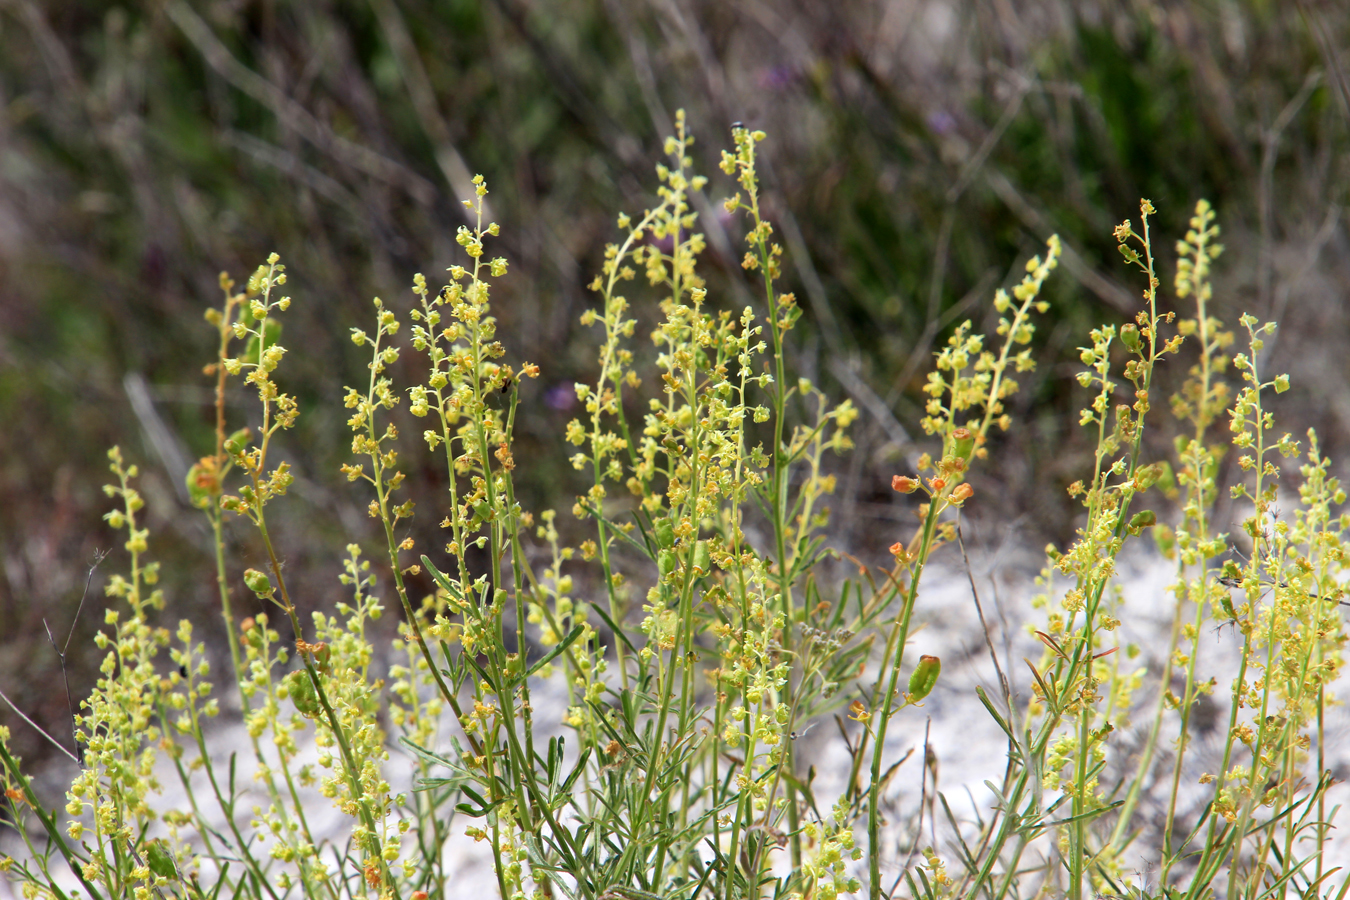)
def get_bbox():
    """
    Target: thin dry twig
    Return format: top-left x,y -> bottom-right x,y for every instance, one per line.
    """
897,716 -> 935,881
956,522 -> 1012,709
0,688 -> 81,765
30,549 -> 106,765
985,169 -> 1136,314
1257,69 -> 1323,317
165,0 -> 437,205
367,0 -> 487,219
